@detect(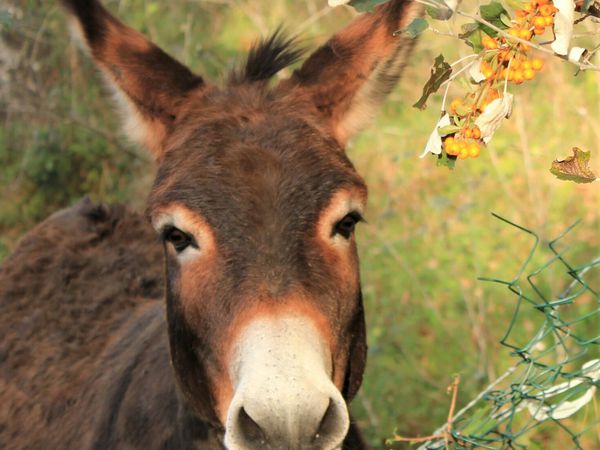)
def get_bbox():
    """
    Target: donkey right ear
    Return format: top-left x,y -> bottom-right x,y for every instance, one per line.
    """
284,0 -> 422,145
61,0 -> 204,158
